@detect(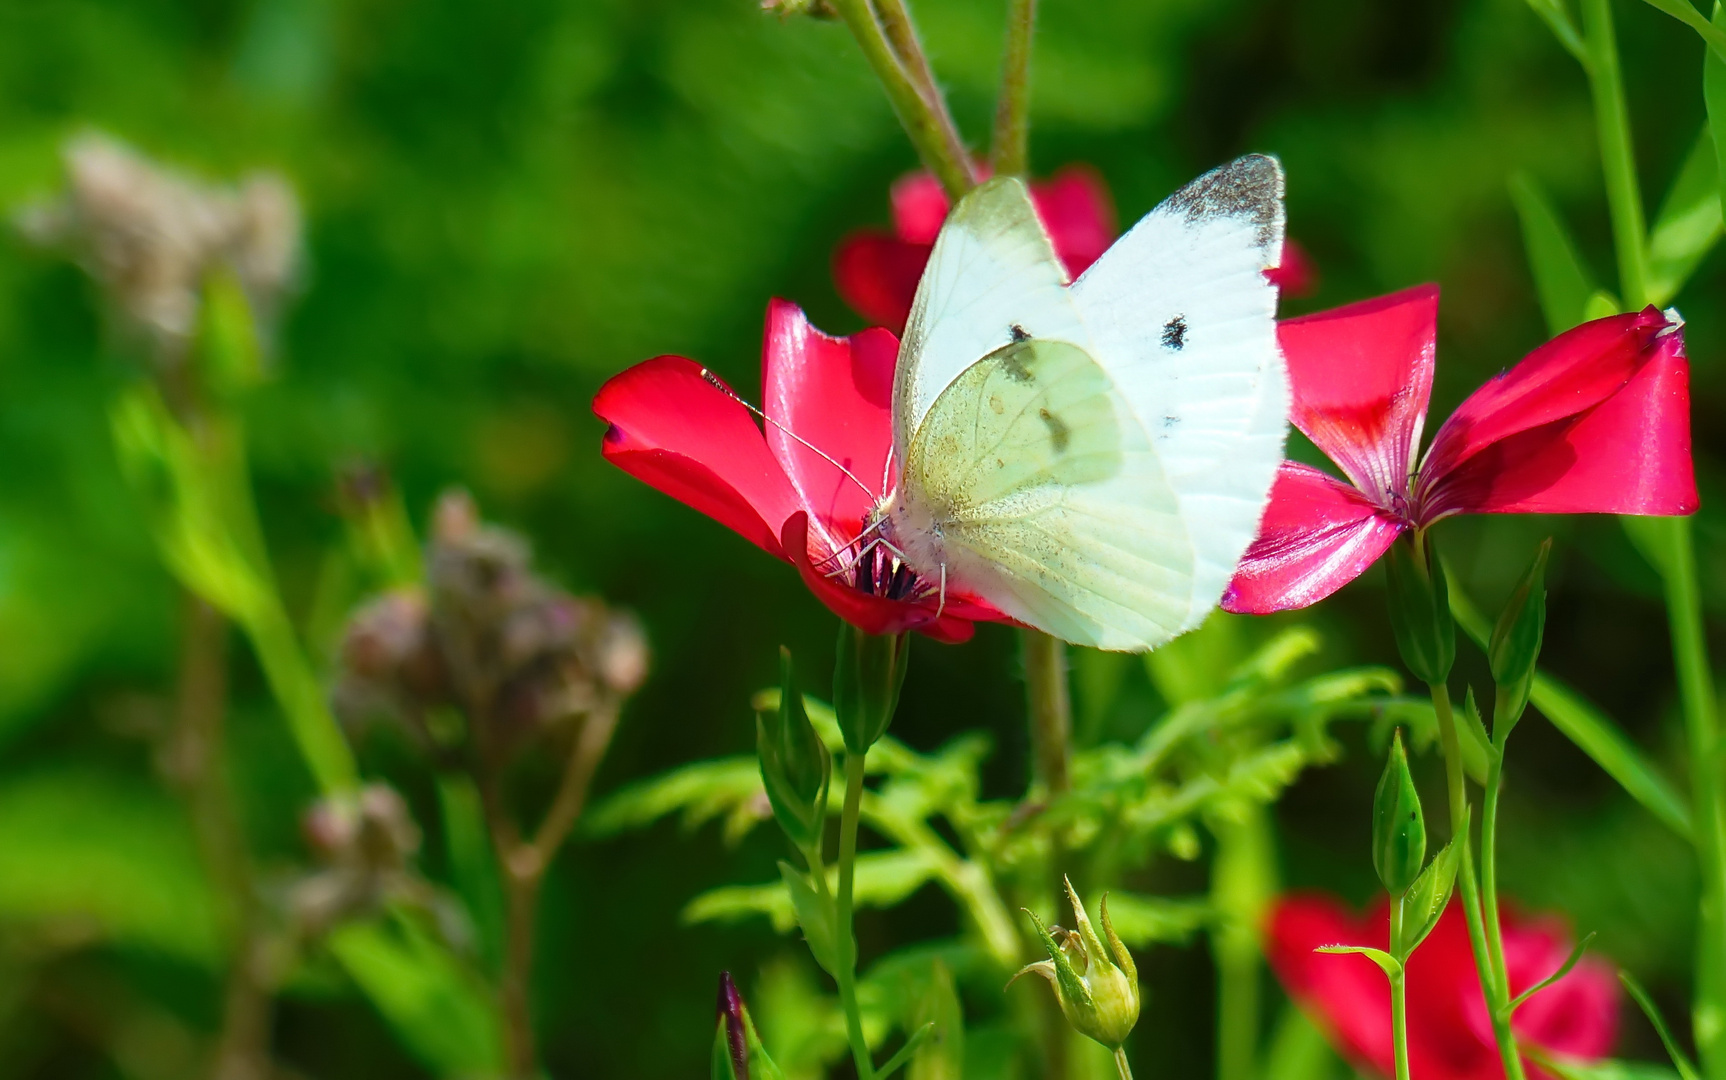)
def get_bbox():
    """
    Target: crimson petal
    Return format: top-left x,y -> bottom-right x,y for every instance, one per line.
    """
593,356 -> 801,557
1222,462 -> 1405,614
762,300 -> 898,549
832,231 -> 930,332
1420,310 -> 1692,518
1281,284 -> 1439,507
